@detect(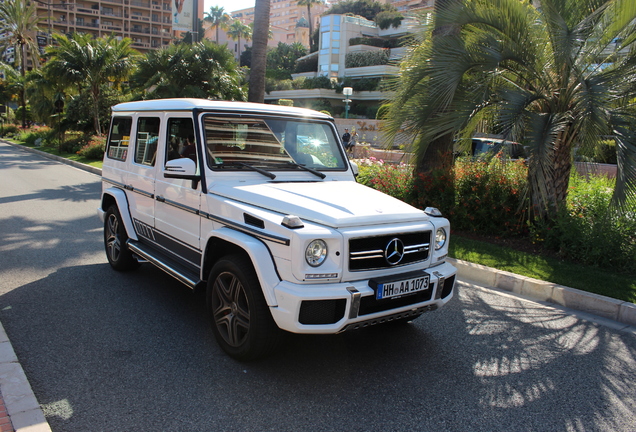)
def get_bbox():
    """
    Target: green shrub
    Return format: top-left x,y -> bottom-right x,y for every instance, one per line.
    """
17,126 -> 54,146
356,154 -> 633,274
356,158 -> 415,204
349,37 -> 400,49
451,157 -> 528,236
302,76 -> 333,89
345,50 -> 390,68
60,134 -> 92,153
76,137 -> 106,160
575,140 -> 617,164
0,124 -> 20,137
278,99 -> 294,106
374,11 -> 404,30
295,55 -> 318,73
266,69 -> 292,80
532,172 -> 636,273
